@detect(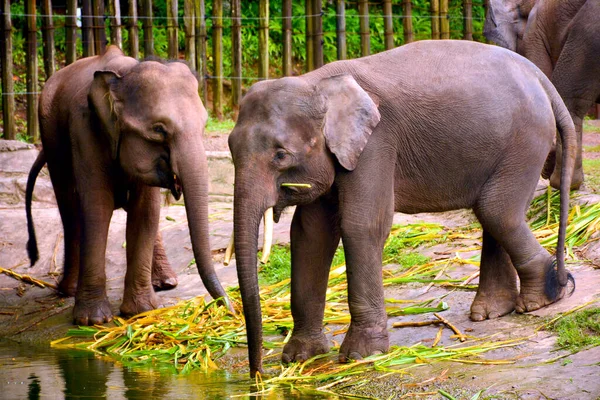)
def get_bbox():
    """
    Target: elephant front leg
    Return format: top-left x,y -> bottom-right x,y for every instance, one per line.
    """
74,190 -> 115,325
151,231 -> 178,291
120,185 -> 162,317
282,199 -> 341,364
337,187 -> 394,362
470,230 -> 518,321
